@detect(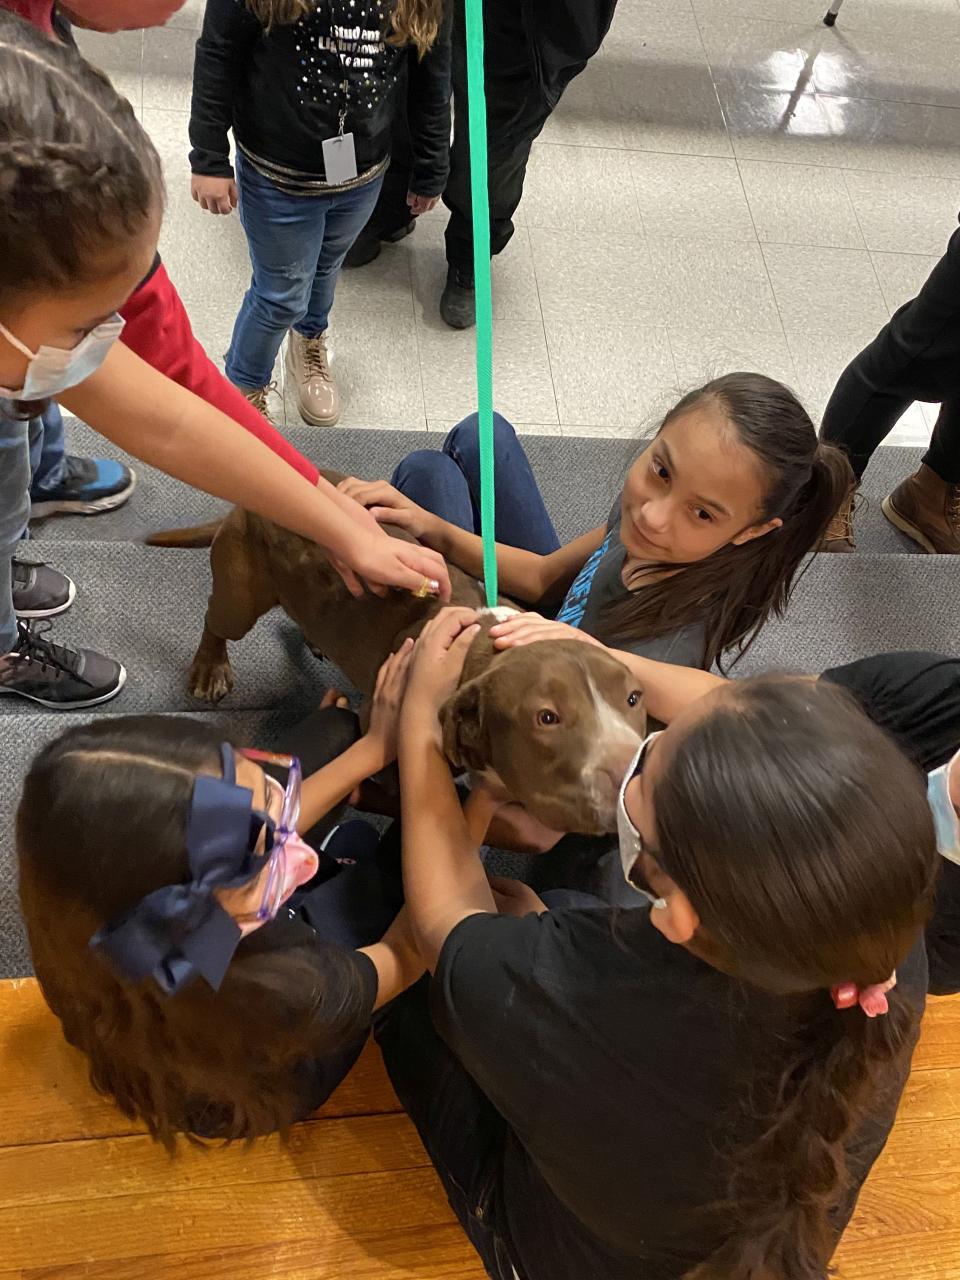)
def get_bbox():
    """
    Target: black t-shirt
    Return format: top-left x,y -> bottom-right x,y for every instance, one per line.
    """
431,908 -> 925,1279
821,650 -> 960,995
